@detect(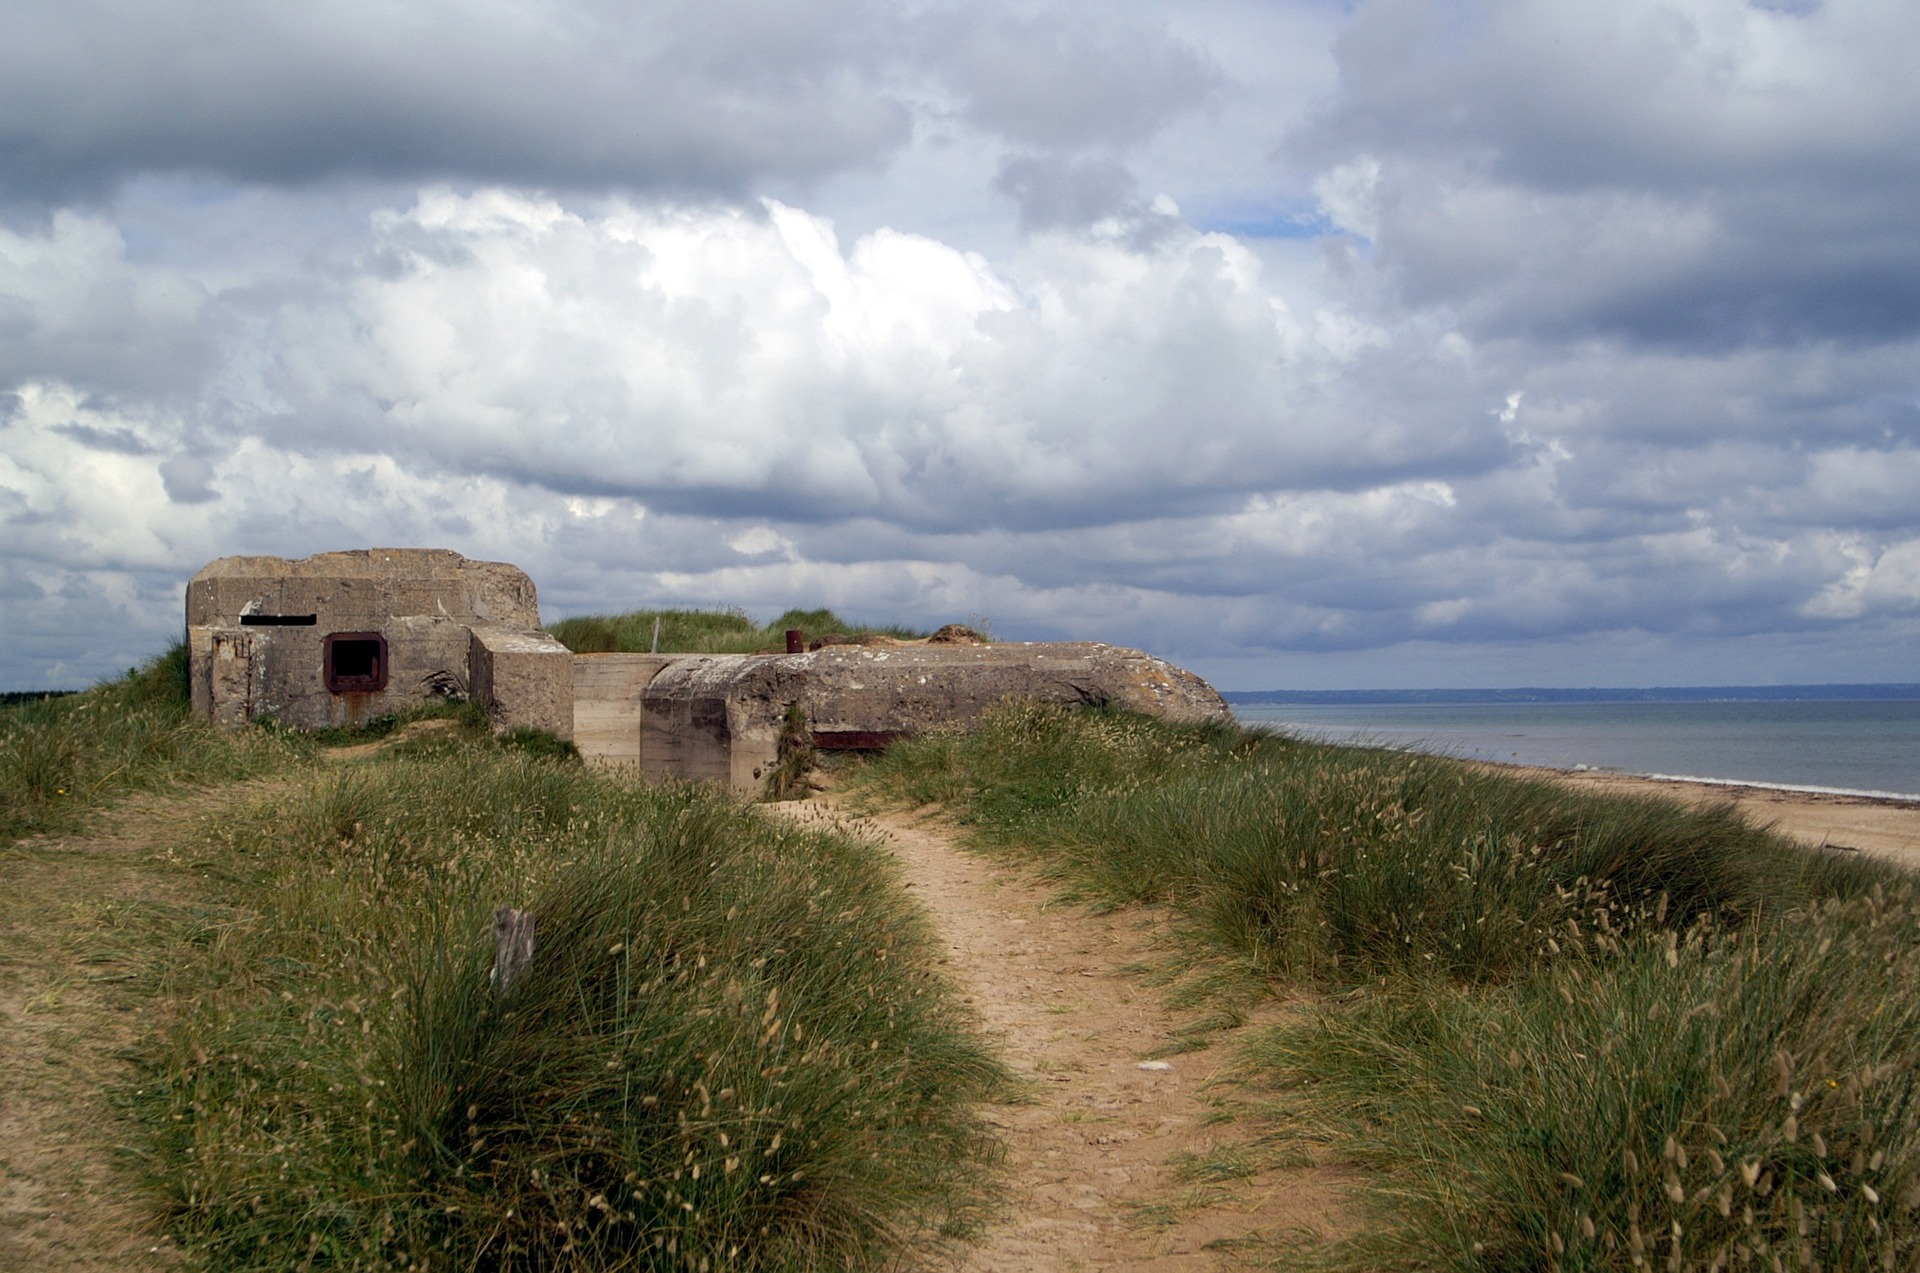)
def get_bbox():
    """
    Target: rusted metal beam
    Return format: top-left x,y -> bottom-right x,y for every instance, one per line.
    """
810,729 -> 908,751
